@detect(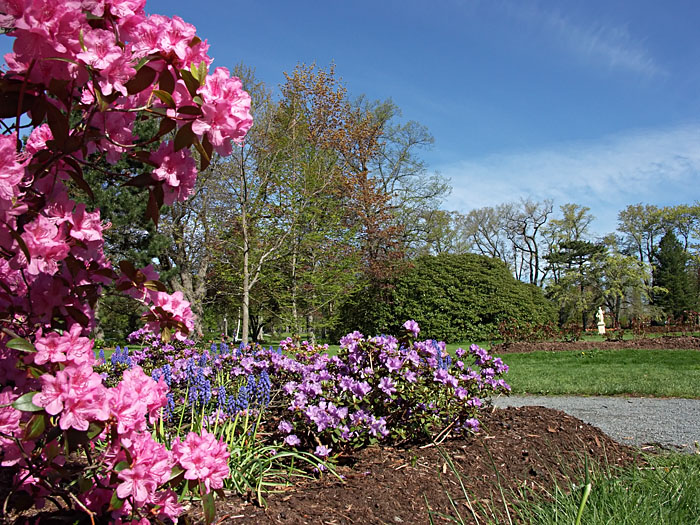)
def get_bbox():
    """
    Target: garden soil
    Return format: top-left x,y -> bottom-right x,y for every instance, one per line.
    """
491,335 -> 700,353
182,406 -> 640,525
